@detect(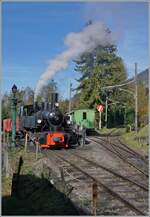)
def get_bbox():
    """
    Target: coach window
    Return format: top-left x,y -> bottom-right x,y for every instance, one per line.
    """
83,112 -> 87,120
23,108 -> 28,116
19,106 -> 24,116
